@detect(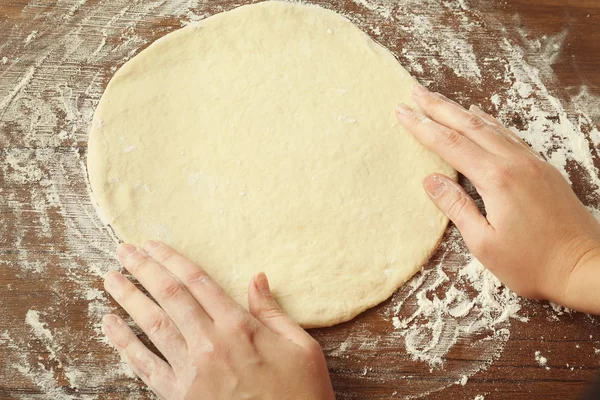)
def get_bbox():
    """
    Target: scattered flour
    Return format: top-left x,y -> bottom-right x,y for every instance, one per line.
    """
392,255 -> 524,368
350,0 -> 392,19
0,66 -> 36,118
549,302 -> 571,316
25,310 -> 54,346
534,351 -> 550,370
24,30 -> 38,44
